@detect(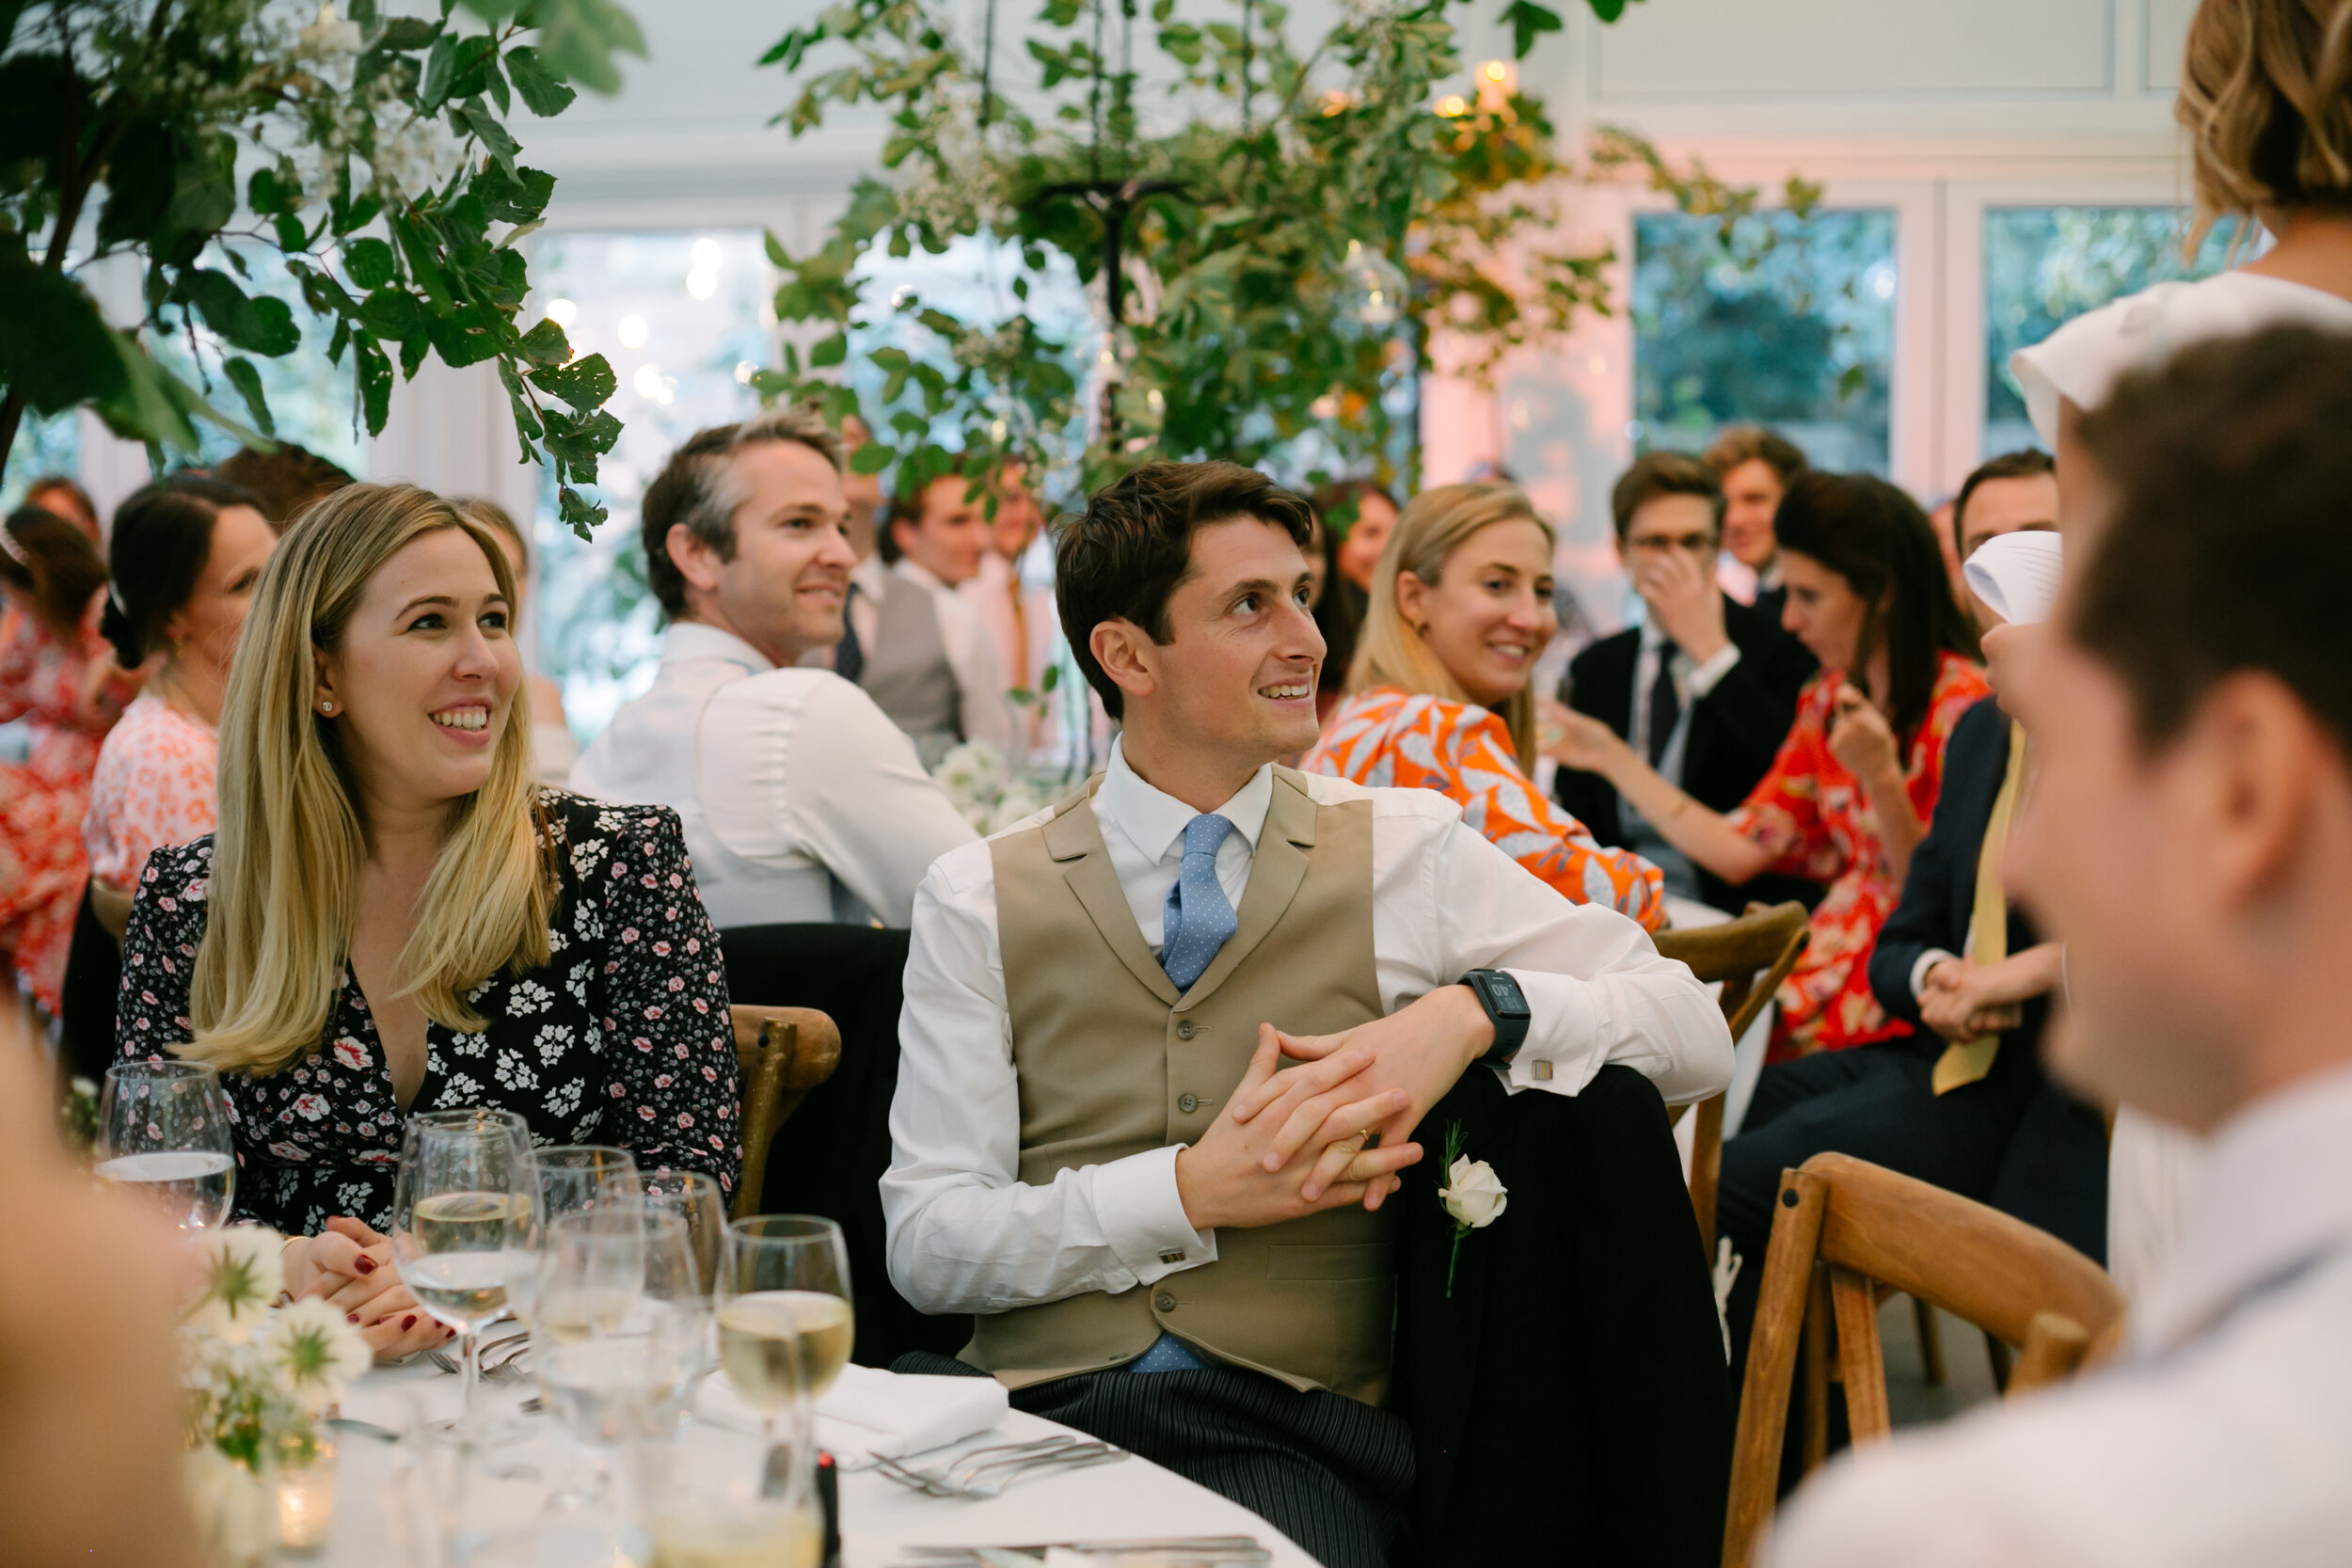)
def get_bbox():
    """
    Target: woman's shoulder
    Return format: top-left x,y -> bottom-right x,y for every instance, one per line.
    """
1317,687 -> 1500,762
97,695 -> 214,768
534,787 -> 688,873
2010,272 -> 2352,443
130,834 -> 216,912
1924,654 -> 1995,735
